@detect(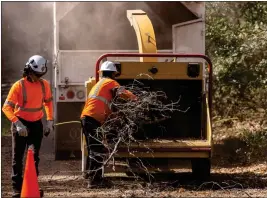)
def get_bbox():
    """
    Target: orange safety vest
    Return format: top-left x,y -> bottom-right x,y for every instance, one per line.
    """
81,77 -> 136,124
2,77 -> 53,122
